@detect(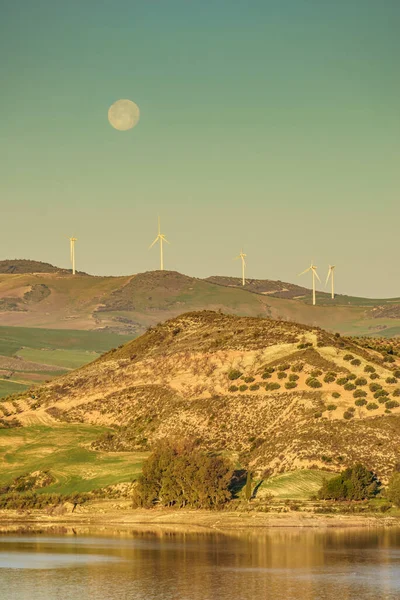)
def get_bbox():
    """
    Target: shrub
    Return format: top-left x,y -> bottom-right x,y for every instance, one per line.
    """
243,376 -> 255,383
387,473 -> 400,507
370,373 -> 380,380
366,402 -> 379,411
311,369 -> 323,377
318,464 -> 380,500
291,363 -> 304,372
344,383 -> 356,391
324,373 -> 336,383
277,372 -> 287,379
288,374 -> 299,382
353,389 -> 367,398
132,440 -> 233,509
249,384 -> 260,391
383,355 -> 395,363
347,373 -> 357,381
228,385 -> 238,392
364,365 -> 375,373
327,404 -> 337,411
373,389 -> 388,400
343,410 -> 354,420
239,384 -> 248,392
278,363 -> 290,371
306,377 -> 322,389
261,372 -> 272,379
332,391 -> 341,399
355,398 -> 367,406
228,369 -> 242,381
393,389 -> 400,397
355,377 -> 367,386
351,359 -> 361,366
385,400 -> 400,409
285,381 -> 297,390
337,377 -> 348,386
394,370 -> 400,379
343,354 -> 354,361
264,366 -> 275,374
386,377 -> 398,384
265,382 -> 280,391
369,383 -> 382,392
